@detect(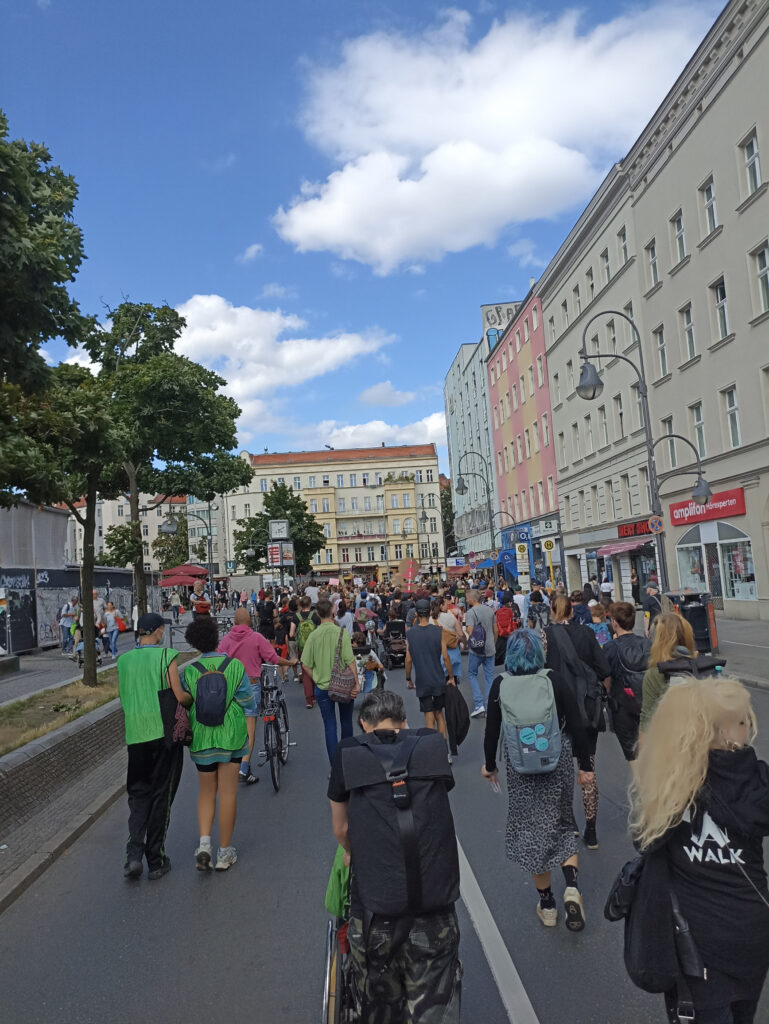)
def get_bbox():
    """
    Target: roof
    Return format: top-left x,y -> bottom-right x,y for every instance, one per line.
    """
244,444 -> 438,468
